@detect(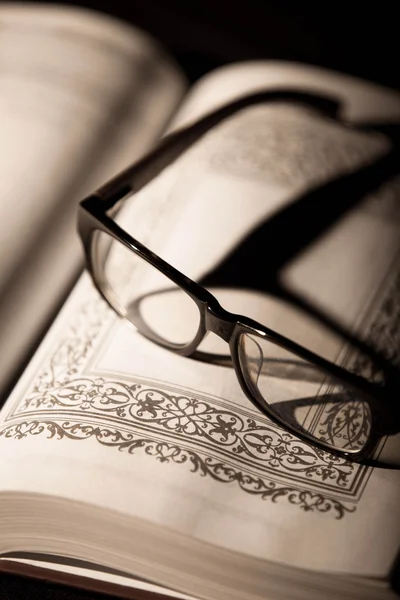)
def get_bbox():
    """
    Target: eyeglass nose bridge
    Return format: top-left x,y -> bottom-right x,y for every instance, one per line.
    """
204,304 -> 236,343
